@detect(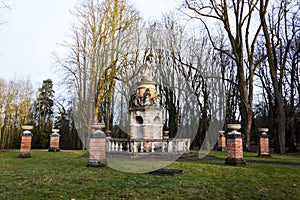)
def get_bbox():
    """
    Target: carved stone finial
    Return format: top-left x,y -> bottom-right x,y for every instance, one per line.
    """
141,54 -> 155,82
